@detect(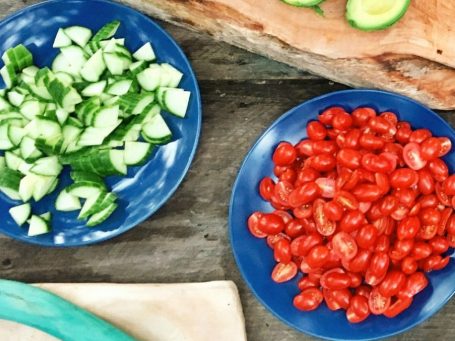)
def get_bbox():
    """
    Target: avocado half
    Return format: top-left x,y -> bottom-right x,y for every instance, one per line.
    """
346,0 -> 411,31
281,0 -> 325,7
